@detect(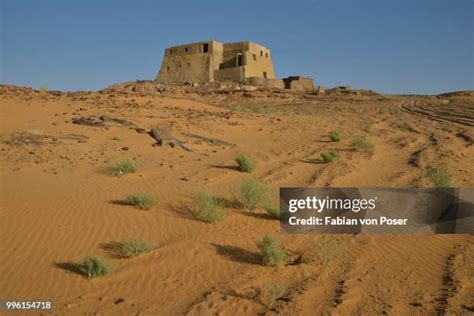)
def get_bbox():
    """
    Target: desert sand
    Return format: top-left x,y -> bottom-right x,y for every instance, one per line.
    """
0,82 -> 473,315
